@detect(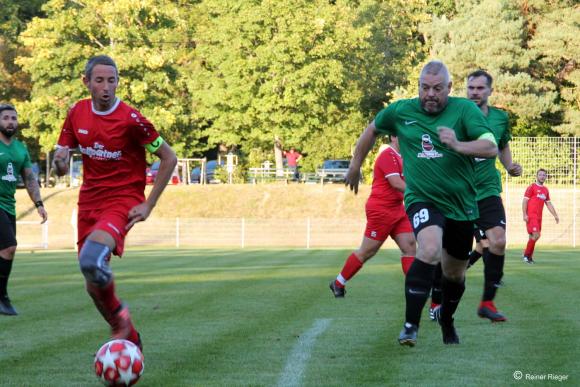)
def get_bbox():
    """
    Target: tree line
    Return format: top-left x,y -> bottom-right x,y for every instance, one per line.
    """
2,0 -> 578,171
